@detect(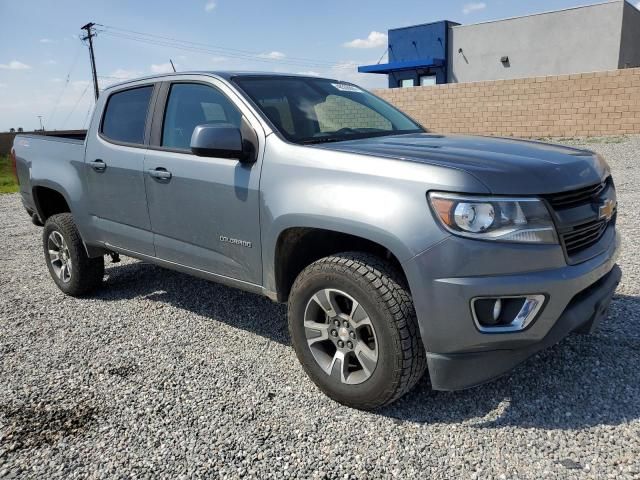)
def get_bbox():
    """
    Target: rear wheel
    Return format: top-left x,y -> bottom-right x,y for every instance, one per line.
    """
288,252 -> 426,409
43,213 -> 104,296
